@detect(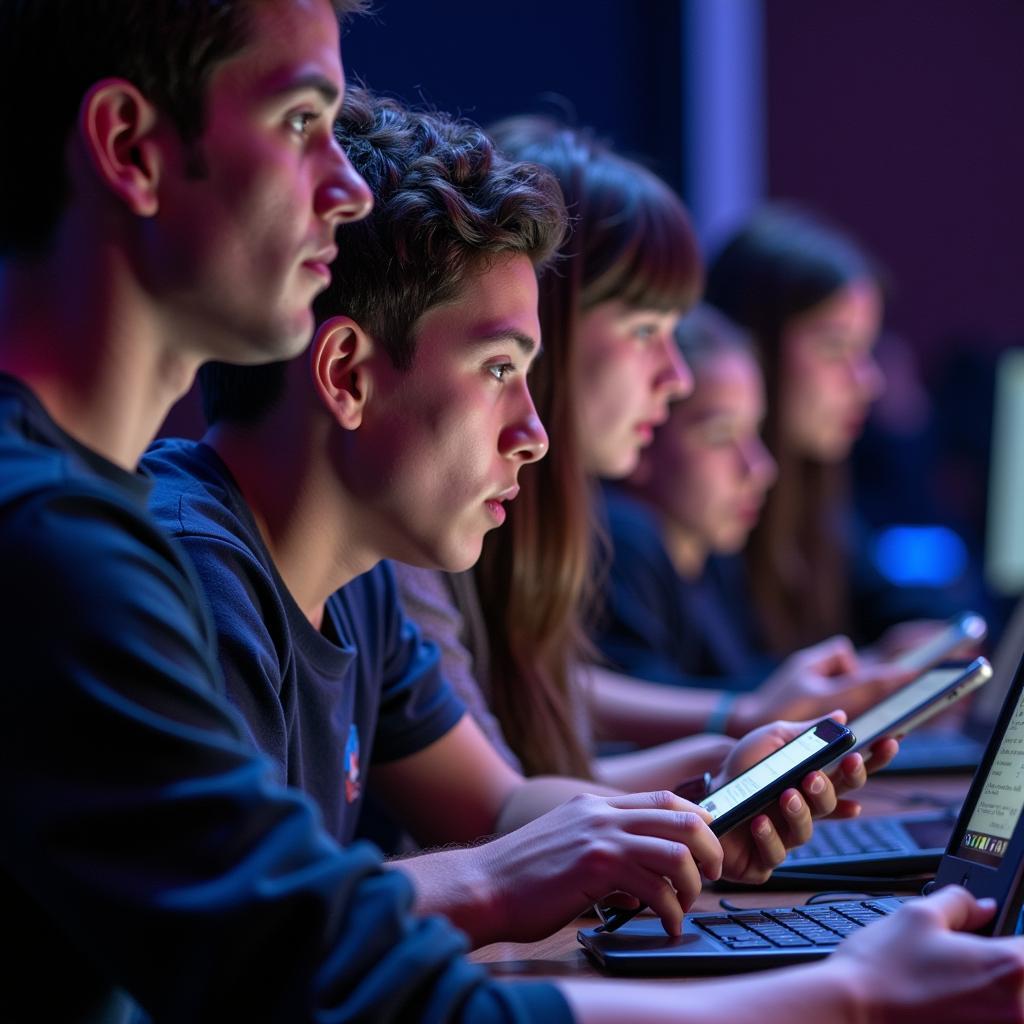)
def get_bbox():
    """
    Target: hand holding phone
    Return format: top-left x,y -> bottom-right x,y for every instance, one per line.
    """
595,718 -> 854,932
